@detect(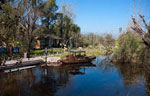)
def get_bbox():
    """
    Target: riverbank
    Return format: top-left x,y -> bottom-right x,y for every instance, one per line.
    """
0,56 -> 62,73
31,47 -> 103,58
0,59 -> 44,73
0,48 -> 102,72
